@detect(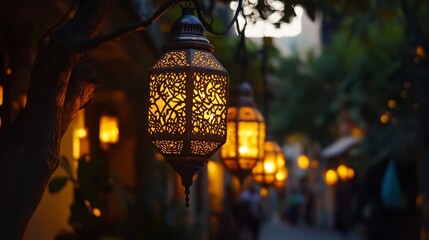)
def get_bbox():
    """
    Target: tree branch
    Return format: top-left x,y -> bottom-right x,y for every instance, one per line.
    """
61,56 -> 99,137
73,0 -> 184,51
0,1 -> 112,238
